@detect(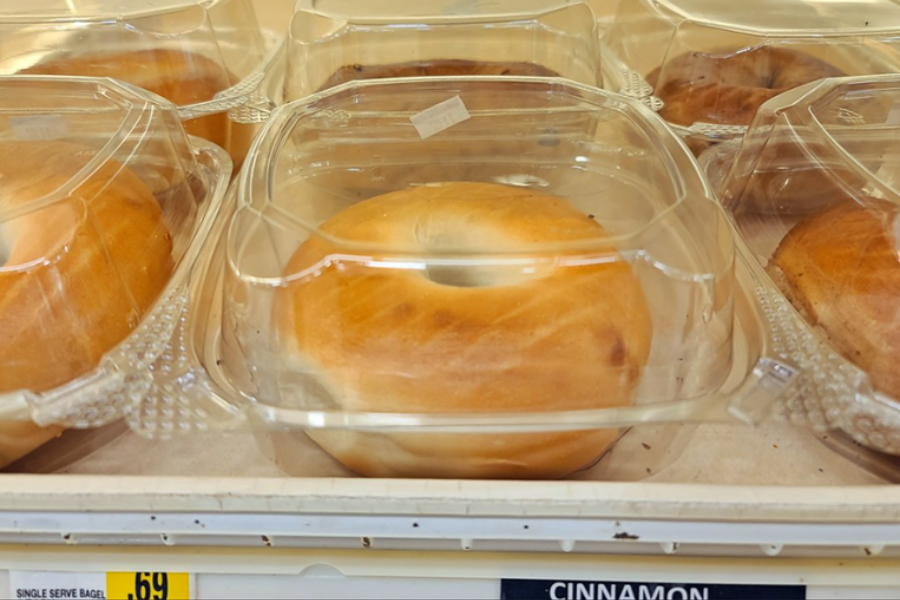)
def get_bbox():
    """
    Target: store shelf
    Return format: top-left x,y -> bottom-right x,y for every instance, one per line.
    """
0,424 -> 896,560
1,350 -> 896,599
